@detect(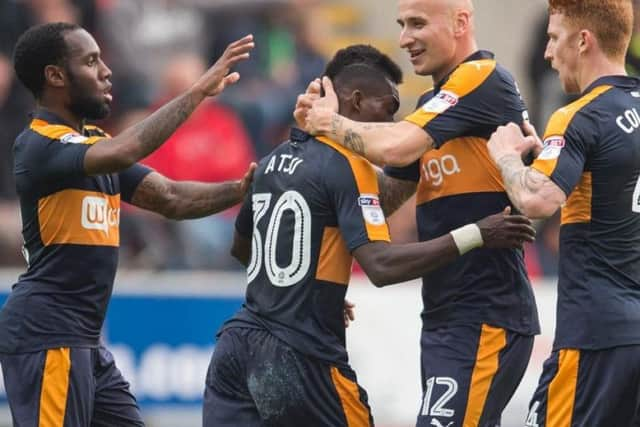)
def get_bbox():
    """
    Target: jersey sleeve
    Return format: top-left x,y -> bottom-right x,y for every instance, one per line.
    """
383,160 -> 421,182
404,60 -> 526,148
531,110 -> 595,196
118,163 -> 153,203
34,138 -> 92,181
324,151 -> 390,252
